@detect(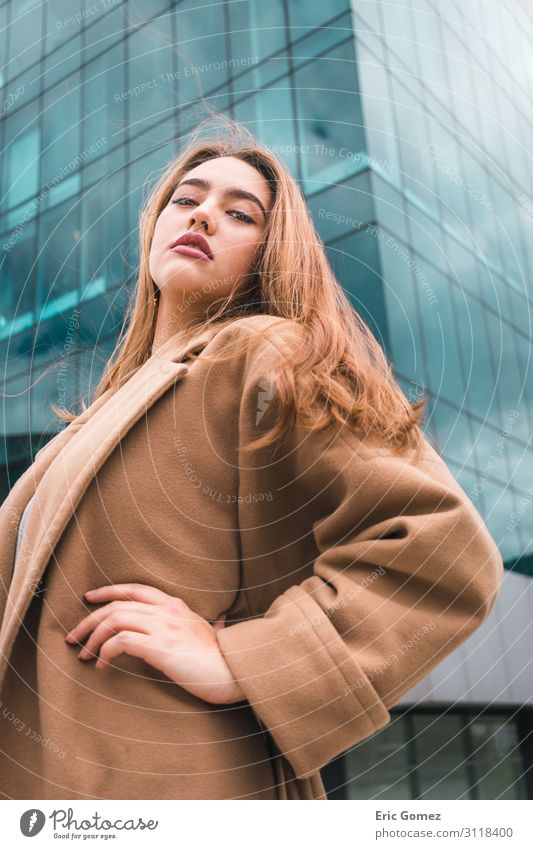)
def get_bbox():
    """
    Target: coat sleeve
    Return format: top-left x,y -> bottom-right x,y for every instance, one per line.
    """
215,320 -> 505,780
